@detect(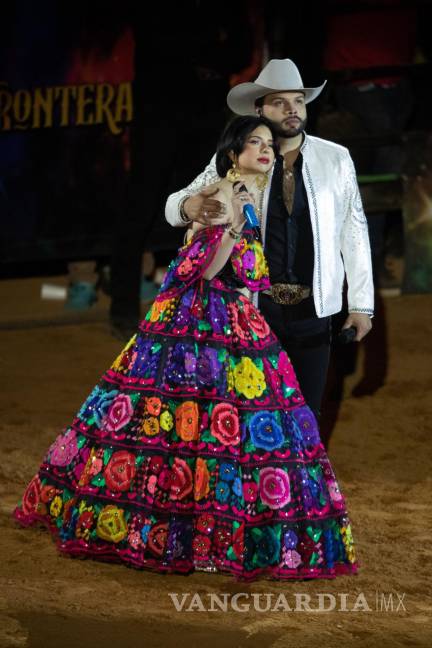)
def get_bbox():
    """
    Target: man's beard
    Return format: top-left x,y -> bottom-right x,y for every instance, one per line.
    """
274,116 -> 307,139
